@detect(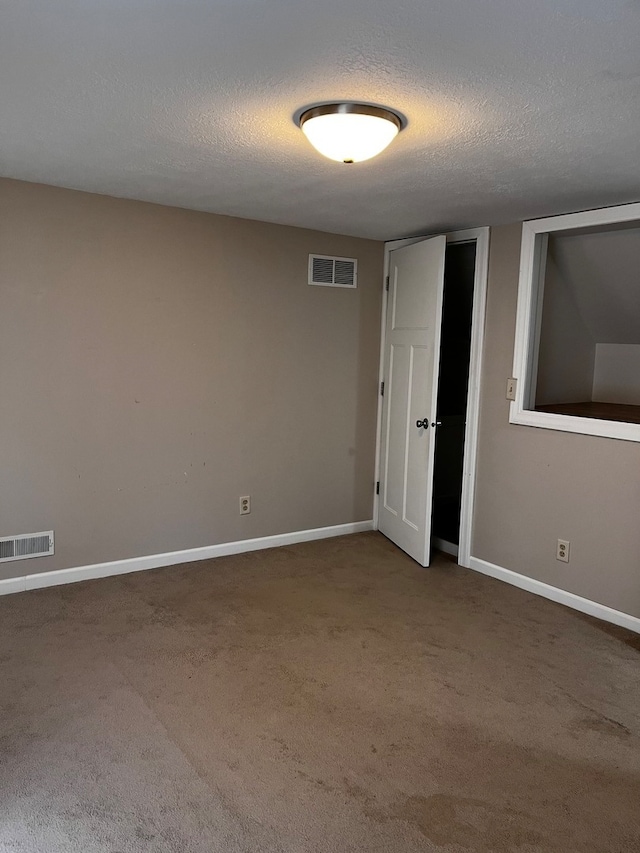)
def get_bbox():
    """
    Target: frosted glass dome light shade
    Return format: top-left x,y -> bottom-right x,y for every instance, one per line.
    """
299,103 -> 403,164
